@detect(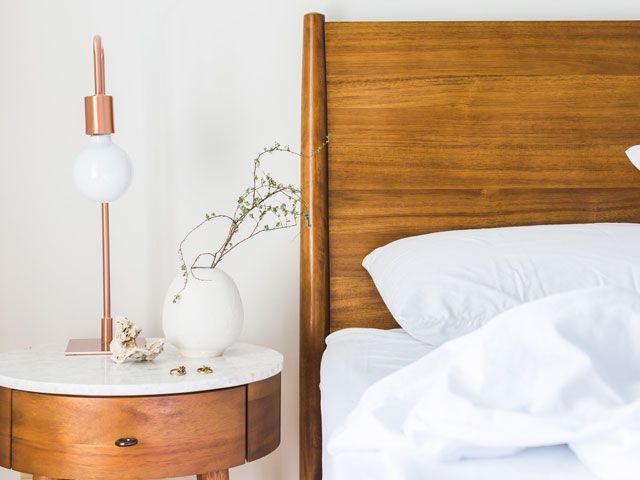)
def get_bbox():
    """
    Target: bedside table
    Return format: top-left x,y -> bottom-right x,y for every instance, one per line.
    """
0,343 -> 282,480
